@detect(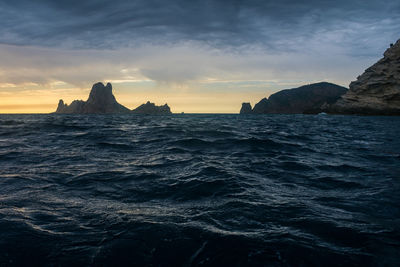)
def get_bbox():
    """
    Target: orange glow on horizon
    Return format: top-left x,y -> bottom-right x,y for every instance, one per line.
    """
0,87 -> 268,114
